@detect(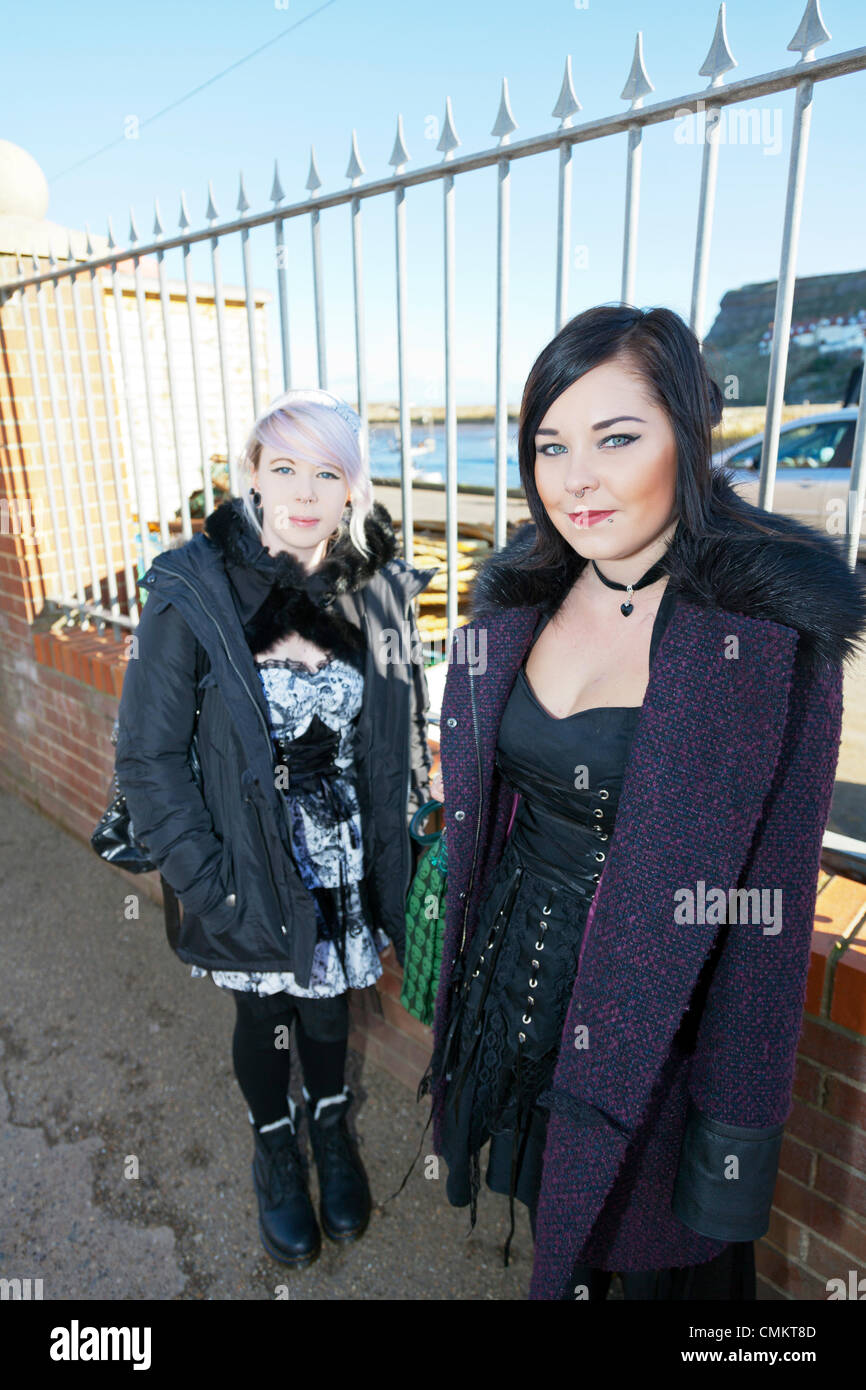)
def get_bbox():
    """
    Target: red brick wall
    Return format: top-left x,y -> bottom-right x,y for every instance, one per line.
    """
764,1020 -> 866,1298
